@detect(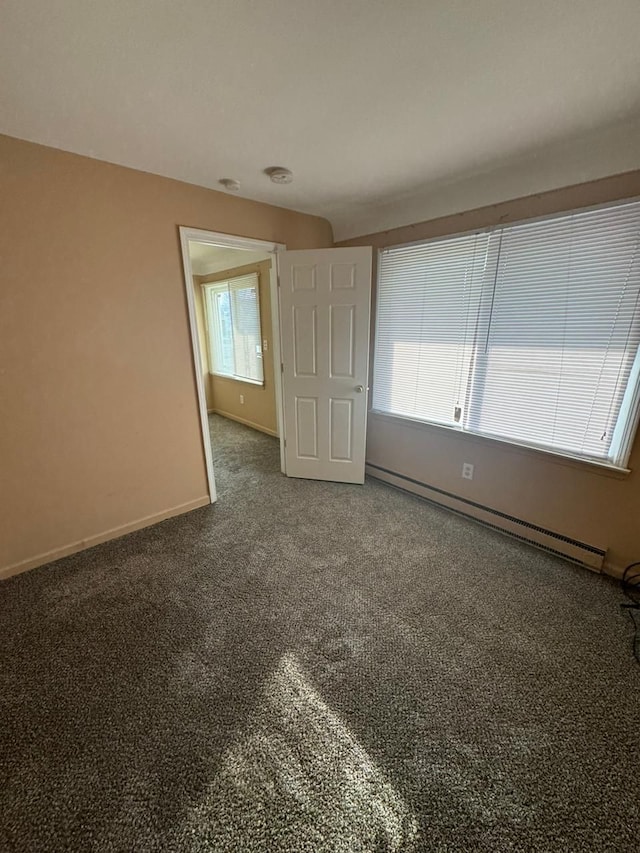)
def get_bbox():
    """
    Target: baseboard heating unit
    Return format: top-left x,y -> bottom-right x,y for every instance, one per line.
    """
365,462 -> 606,573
